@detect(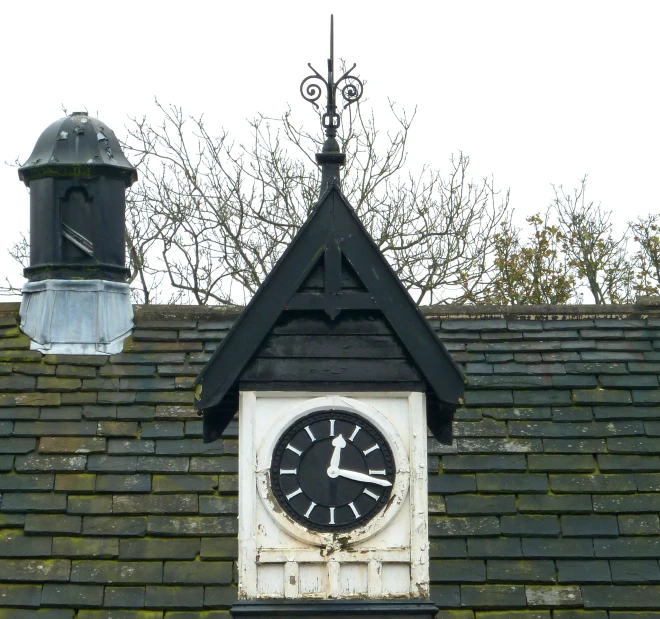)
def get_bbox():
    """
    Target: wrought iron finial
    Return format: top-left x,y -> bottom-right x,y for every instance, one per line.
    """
300,15 -> 364,139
